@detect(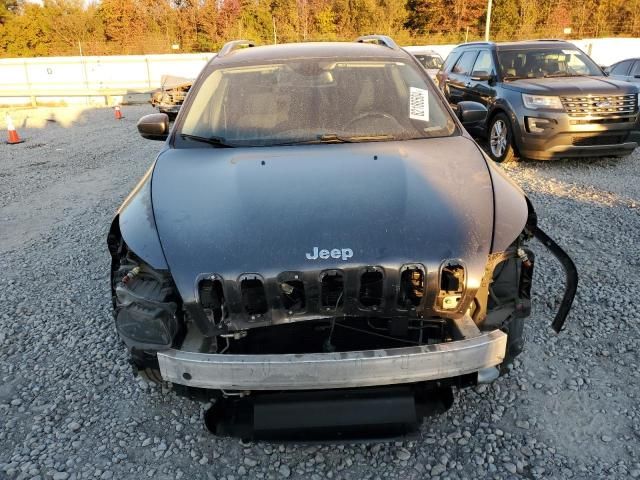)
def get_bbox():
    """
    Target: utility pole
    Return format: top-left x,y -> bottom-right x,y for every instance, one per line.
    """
272,15 -> 277,44
78,41 -> 89,106
485,0 -> 493,41
303,0 -> 308,41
